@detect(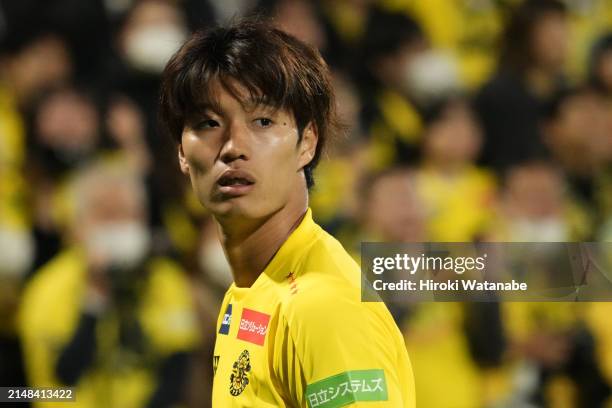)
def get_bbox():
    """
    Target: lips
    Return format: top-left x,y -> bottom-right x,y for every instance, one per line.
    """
216,169 -> 255,197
